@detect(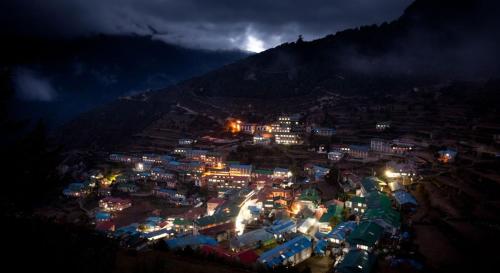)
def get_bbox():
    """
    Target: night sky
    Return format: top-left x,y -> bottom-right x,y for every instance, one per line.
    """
1,0 -> 411,52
